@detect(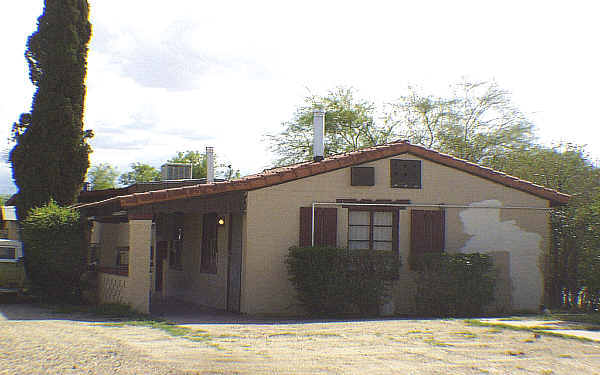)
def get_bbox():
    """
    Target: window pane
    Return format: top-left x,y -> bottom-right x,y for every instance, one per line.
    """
373,241 -> 392,251
349,240 -> 370,250
373,226 -> 392,241
349,211 -> 370,225
373,211 -> 393,226
349,225 -> 369,241
0,247 -> 15,259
